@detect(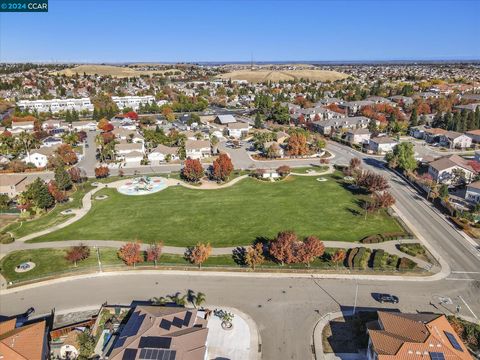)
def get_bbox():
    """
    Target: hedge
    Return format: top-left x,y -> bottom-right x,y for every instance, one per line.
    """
353,248 -> 371,269
397,243 -> 426,257
347,248 -> 359,268
398,257 -> 417,270
372,249 -> 386,268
